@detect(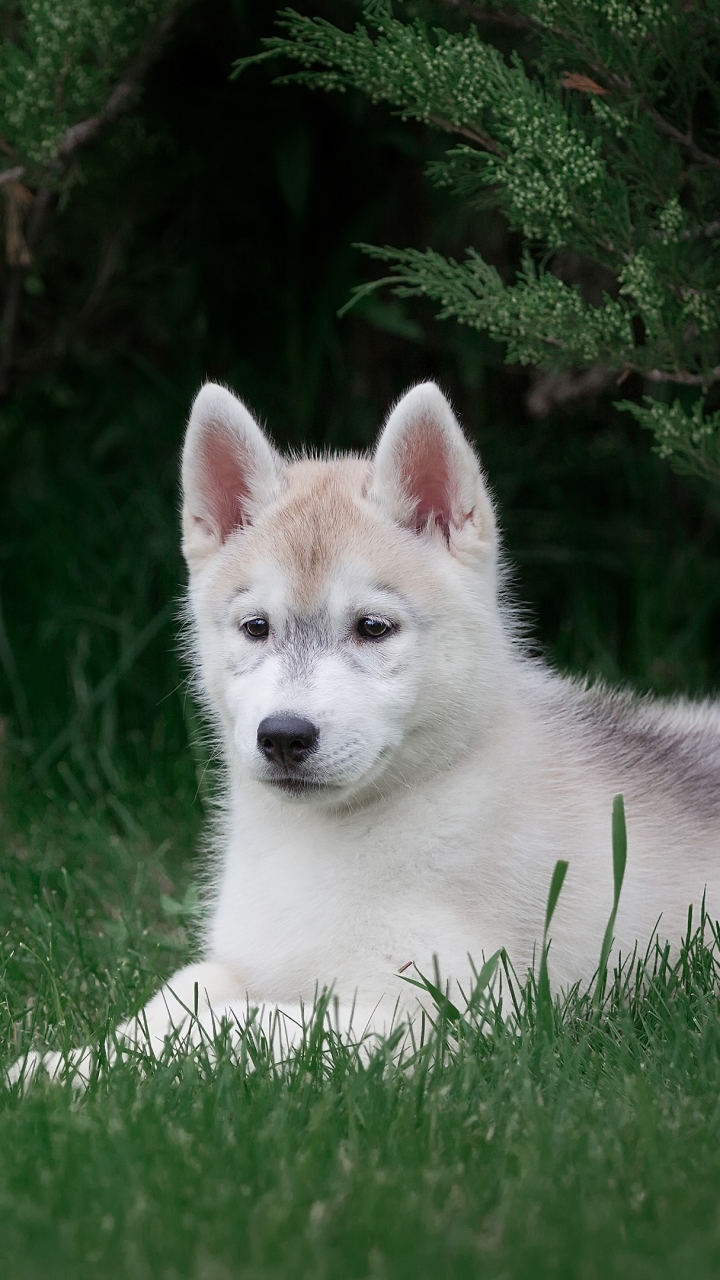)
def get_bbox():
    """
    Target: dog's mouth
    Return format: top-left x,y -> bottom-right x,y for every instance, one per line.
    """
262,774 -> 338,797
268,777 -> 318,794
